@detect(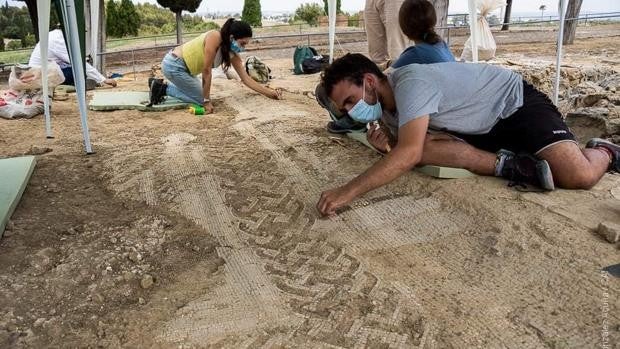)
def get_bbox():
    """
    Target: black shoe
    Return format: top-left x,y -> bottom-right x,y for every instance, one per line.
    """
499,150 -> 555,191
326,121 -> 366,134
586,138 -> 619,172
148,78 -> 166,106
